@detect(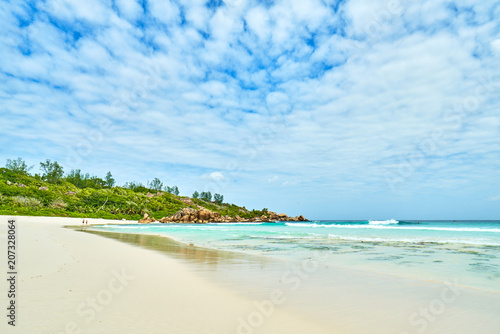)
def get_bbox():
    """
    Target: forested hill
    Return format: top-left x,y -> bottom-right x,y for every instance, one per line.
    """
0,159 -> 271,221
